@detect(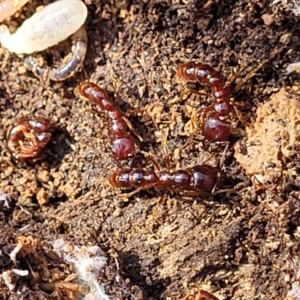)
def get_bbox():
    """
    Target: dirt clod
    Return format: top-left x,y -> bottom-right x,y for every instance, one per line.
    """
234,87 -> 300,189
